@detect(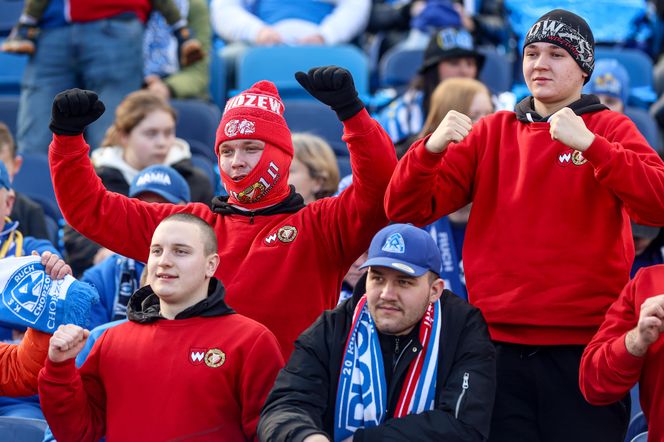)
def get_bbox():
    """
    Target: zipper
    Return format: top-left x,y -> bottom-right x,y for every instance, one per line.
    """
454,372 -> 470,419
393,338 -> 413,371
